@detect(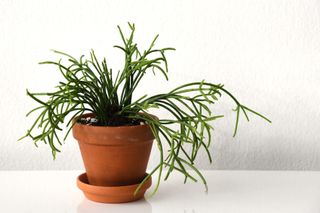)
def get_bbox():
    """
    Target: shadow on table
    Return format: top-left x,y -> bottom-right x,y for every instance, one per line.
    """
77,198 -> 152,213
